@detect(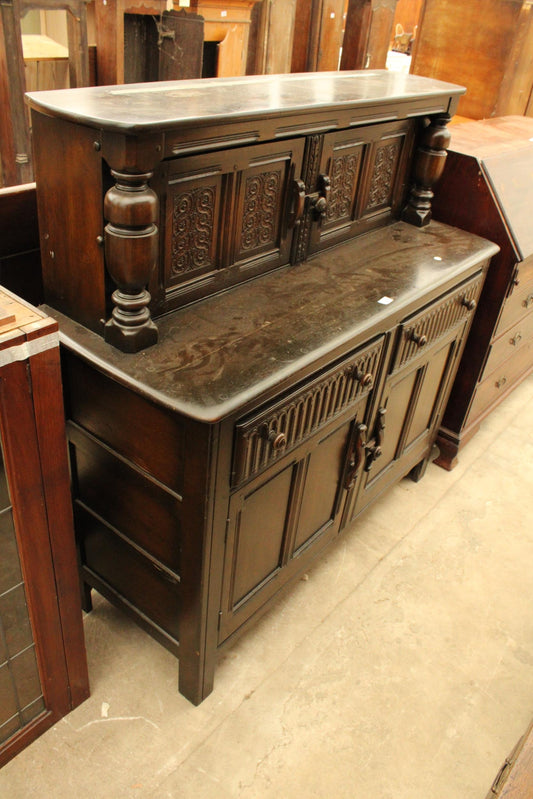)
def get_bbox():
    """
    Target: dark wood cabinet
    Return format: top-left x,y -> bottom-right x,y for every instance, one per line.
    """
28,71 -> 498,704
431,116 -> 533,468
